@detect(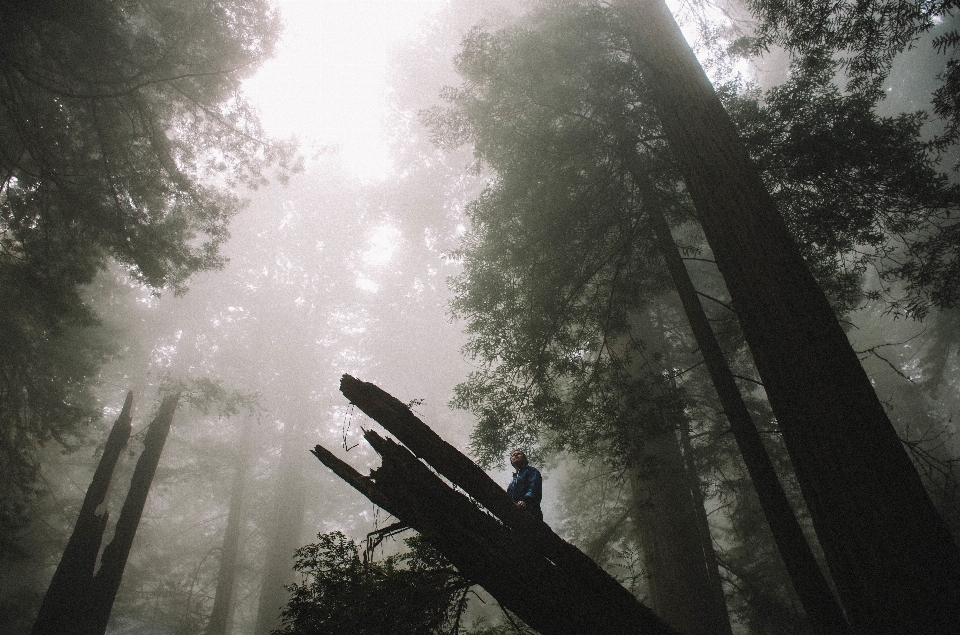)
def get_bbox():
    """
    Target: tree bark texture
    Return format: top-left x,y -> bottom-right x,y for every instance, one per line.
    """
618,1 -> 960,632
32,392 -> 134,635
314,375 -> 678,635
628,424 -> 720,635
206,415 -> 255,635
636,177 -> 850,635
